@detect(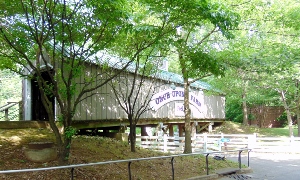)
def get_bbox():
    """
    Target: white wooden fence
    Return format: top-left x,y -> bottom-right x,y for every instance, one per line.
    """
136,133 -> 300,154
